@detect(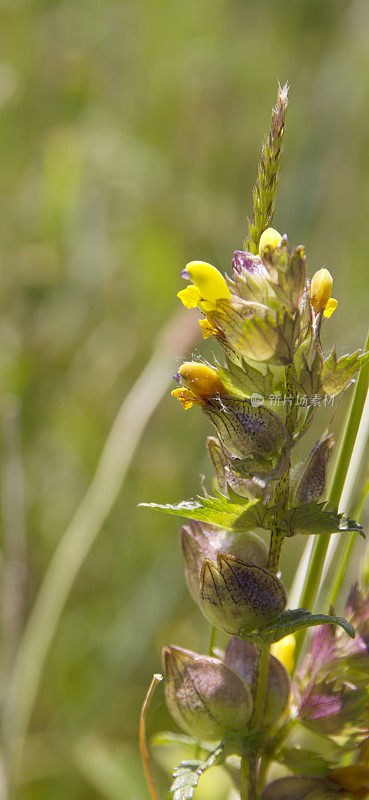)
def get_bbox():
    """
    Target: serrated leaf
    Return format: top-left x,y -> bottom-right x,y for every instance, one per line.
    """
235,309 -> 300,366
170,747 -> 223,800
217,356 -> 274,399
240,608 -> 355,644
280,502 -> 364,537
322,347 -> 369,397
269,245 -> 307,312
232,499 -> 274,531
296,347 -> 324,397
139,494 -> 250,529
